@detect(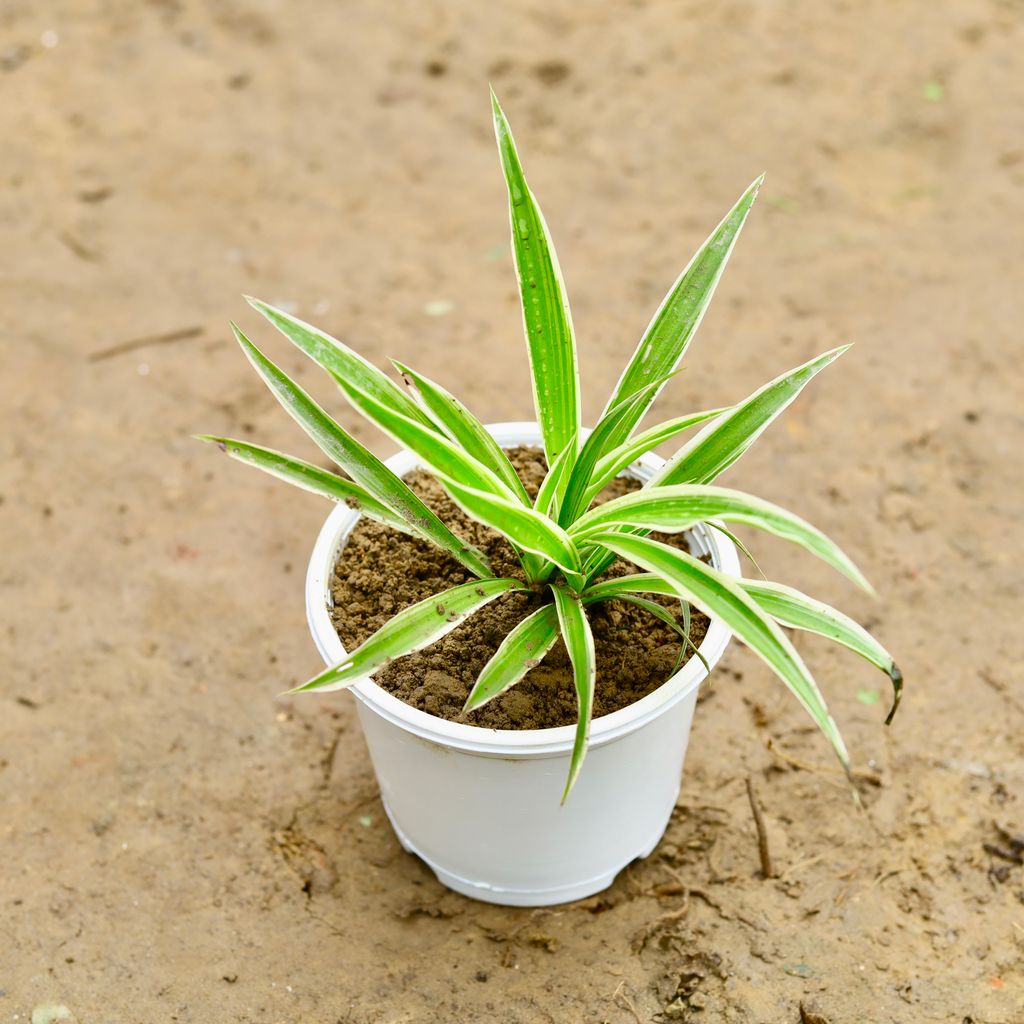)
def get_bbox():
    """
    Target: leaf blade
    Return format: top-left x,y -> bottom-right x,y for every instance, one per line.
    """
195,435 -> 416,534
739,579 -> 902,723
598,176 -> 763,452
337,374 -> 520,502
557,376 -> 675,527
588,406 -> 727,496
393,360 -> 531,505
550,585 -> 596,801
492,90 -> 580,465
442,477 -> 582,576
292,578 -> 525,693
652,346 -> 850,487
231,324 -> 491,577
572,483 -> 871,592
246,298 -> 435,429
589,533 -> 850,771
463,605 -> 561,711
